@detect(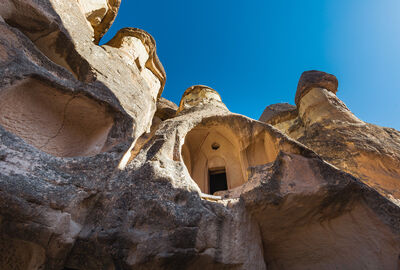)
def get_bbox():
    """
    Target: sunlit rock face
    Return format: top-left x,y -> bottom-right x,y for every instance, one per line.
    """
77,0 -> 121,43
0,2 -> 400,270
295,70 -> 339,106
259,70 -> 400,204
78,0 -> 110,27
177,85 -> 227,114
106,28 -> 166,99
259,103 -> 297,124
0,0 -> 166,157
